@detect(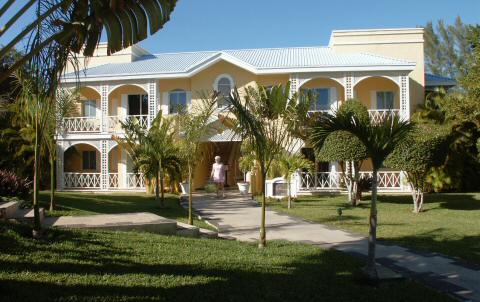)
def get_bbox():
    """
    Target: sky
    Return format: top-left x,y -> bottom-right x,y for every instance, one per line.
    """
2,0 -> 480,54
